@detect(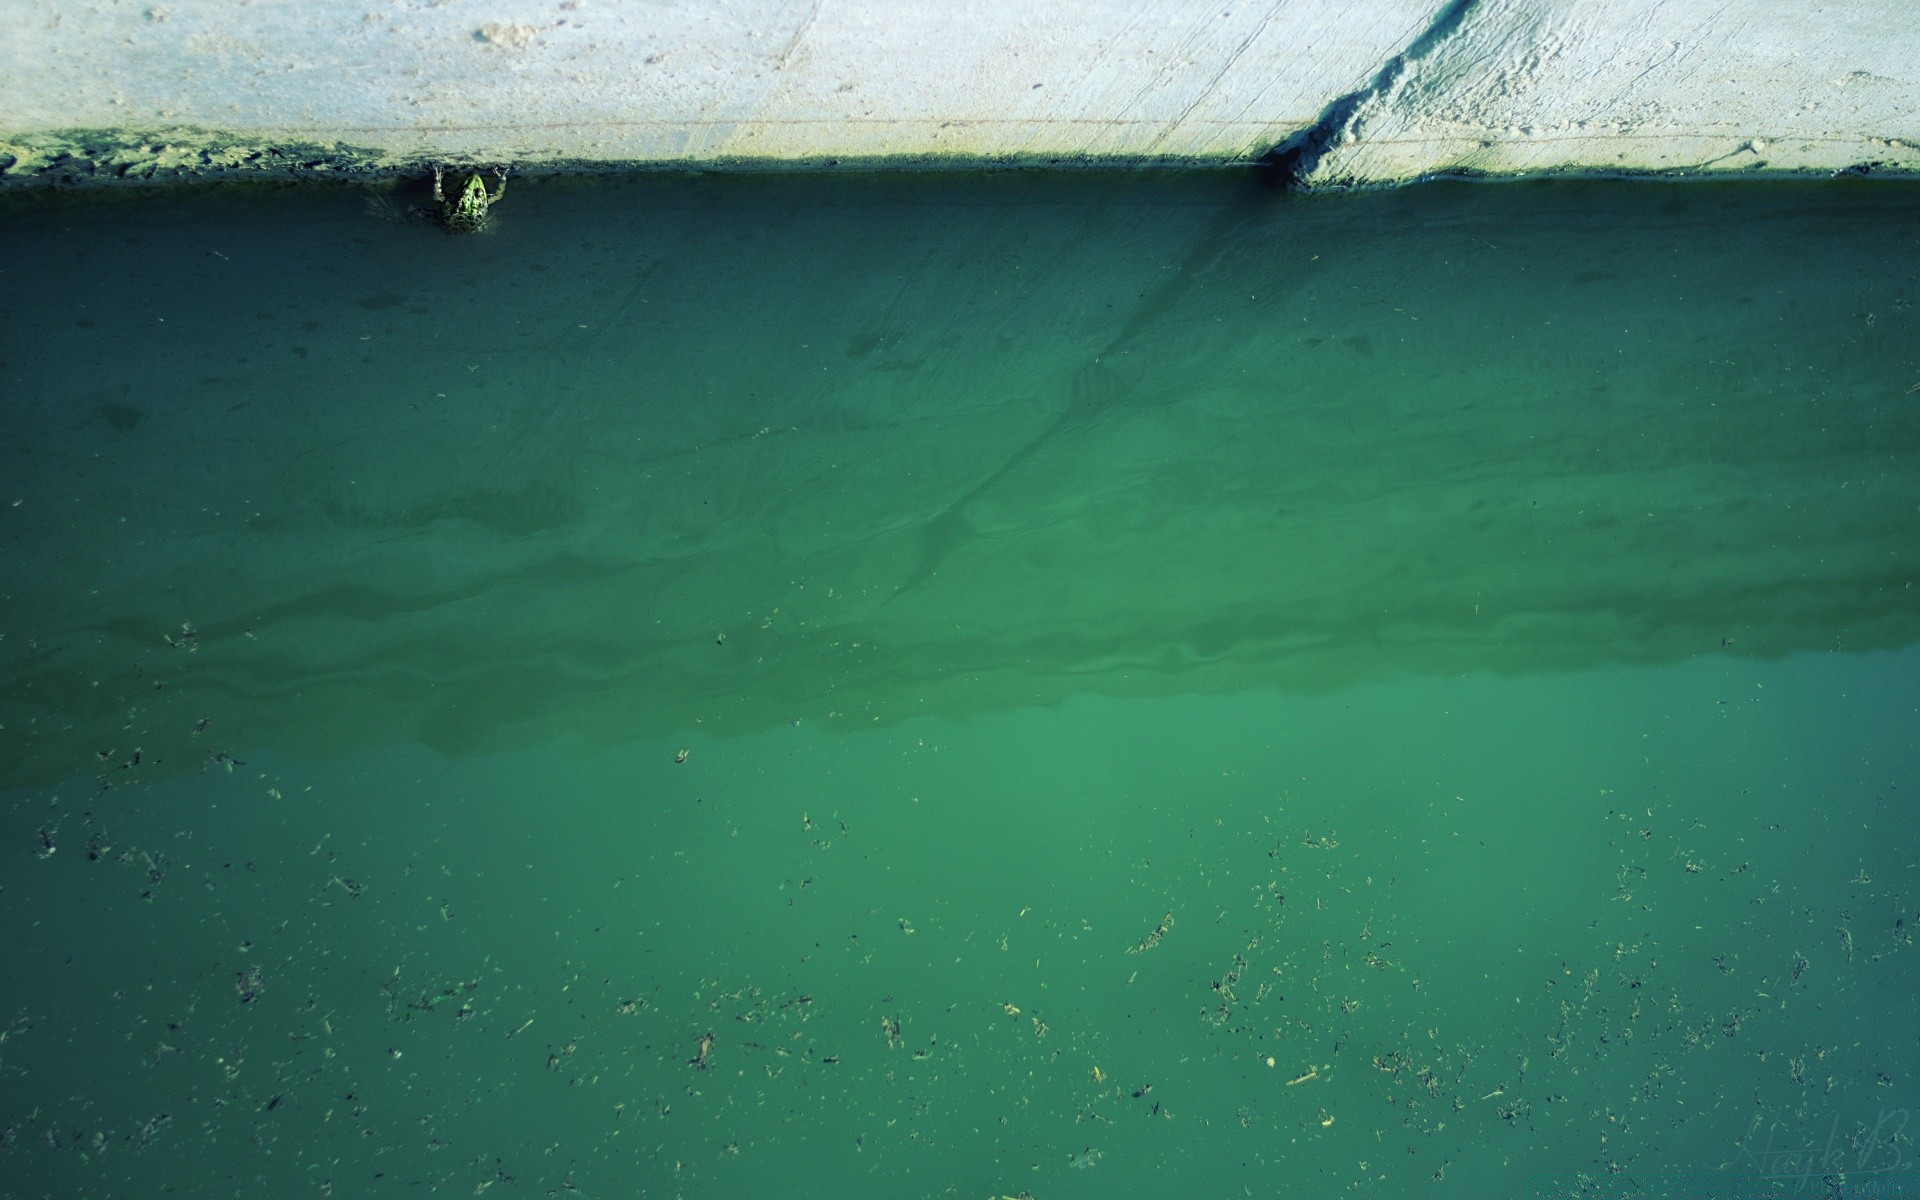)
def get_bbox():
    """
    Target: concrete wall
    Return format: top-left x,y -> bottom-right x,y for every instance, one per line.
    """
2,0 -> 1916,185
